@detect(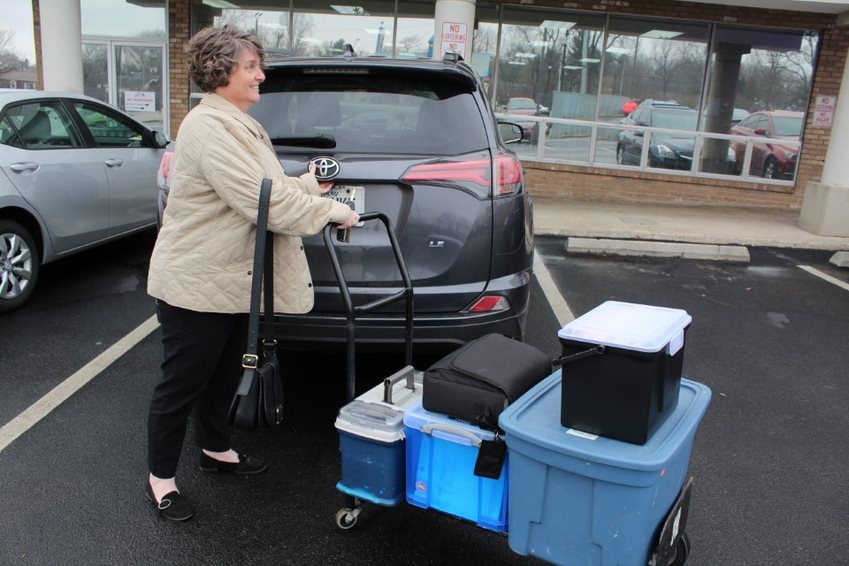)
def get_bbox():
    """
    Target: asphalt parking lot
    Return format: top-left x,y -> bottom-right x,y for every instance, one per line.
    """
1,231 -> 847,565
